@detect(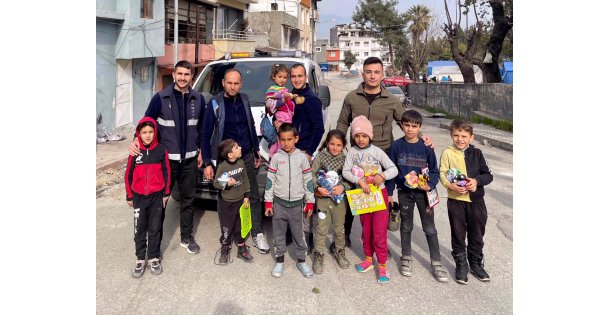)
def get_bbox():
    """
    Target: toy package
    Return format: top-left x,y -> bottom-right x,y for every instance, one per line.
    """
345,185 -> 386,215
316,169 -> 345,204
447,168 -> 469,187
